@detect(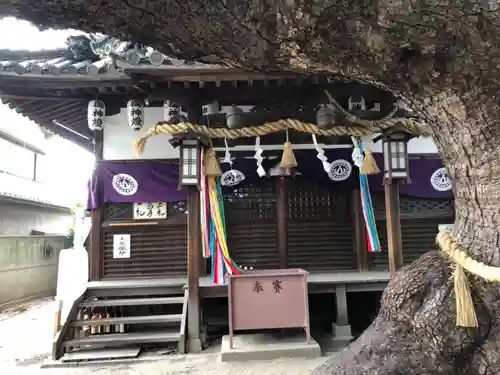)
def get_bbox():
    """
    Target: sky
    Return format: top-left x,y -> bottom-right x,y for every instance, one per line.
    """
0,17 -> 83,50
0,17 -> 94,206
